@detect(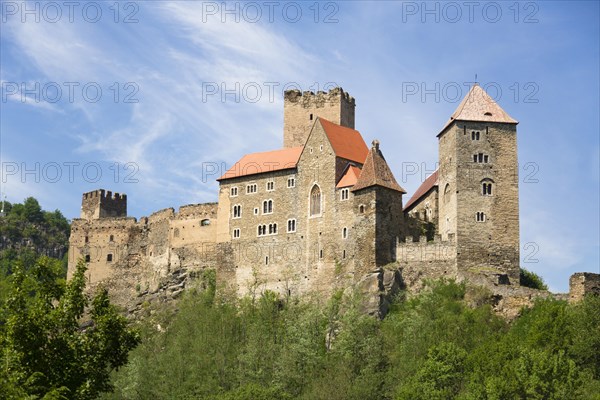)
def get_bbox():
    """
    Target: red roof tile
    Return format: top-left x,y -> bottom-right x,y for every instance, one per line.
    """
217,147 -> 303,181
352,140 -> 406,193
337,165 -> 362,188
319,118 -> 369,164
438,84 -> 518,136
403,169 -> 438,211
